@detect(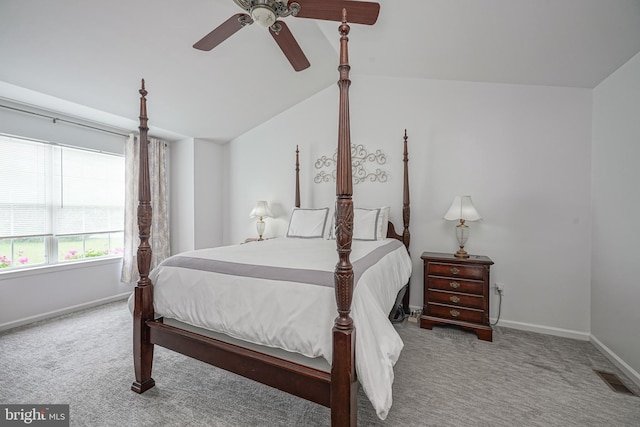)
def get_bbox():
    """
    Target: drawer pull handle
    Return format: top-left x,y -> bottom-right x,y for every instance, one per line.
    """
450,267 -> 460,275
450,295 -> 460,303
450,309 -> 460,317
449,281 -> 460,289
